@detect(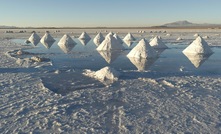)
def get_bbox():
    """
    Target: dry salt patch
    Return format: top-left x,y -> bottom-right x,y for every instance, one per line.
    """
183,36 -> 213,55
96,34 -> 124,51
40,32 -> 55,49
58,34 -> 77,53
93,32 -> 105,46
123,33 -> 136,41
149,36 -> 168,49
6,49 -> 52,68
127,39 -> 157,59
28,32 -> 41,46
83,66 -> 120,85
